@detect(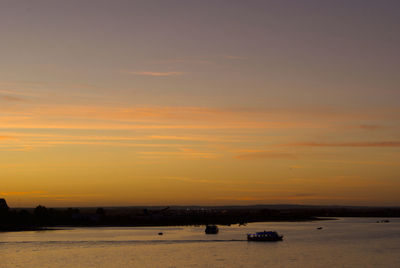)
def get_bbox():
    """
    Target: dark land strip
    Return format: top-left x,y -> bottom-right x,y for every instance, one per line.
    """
1,199 -> 399,232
